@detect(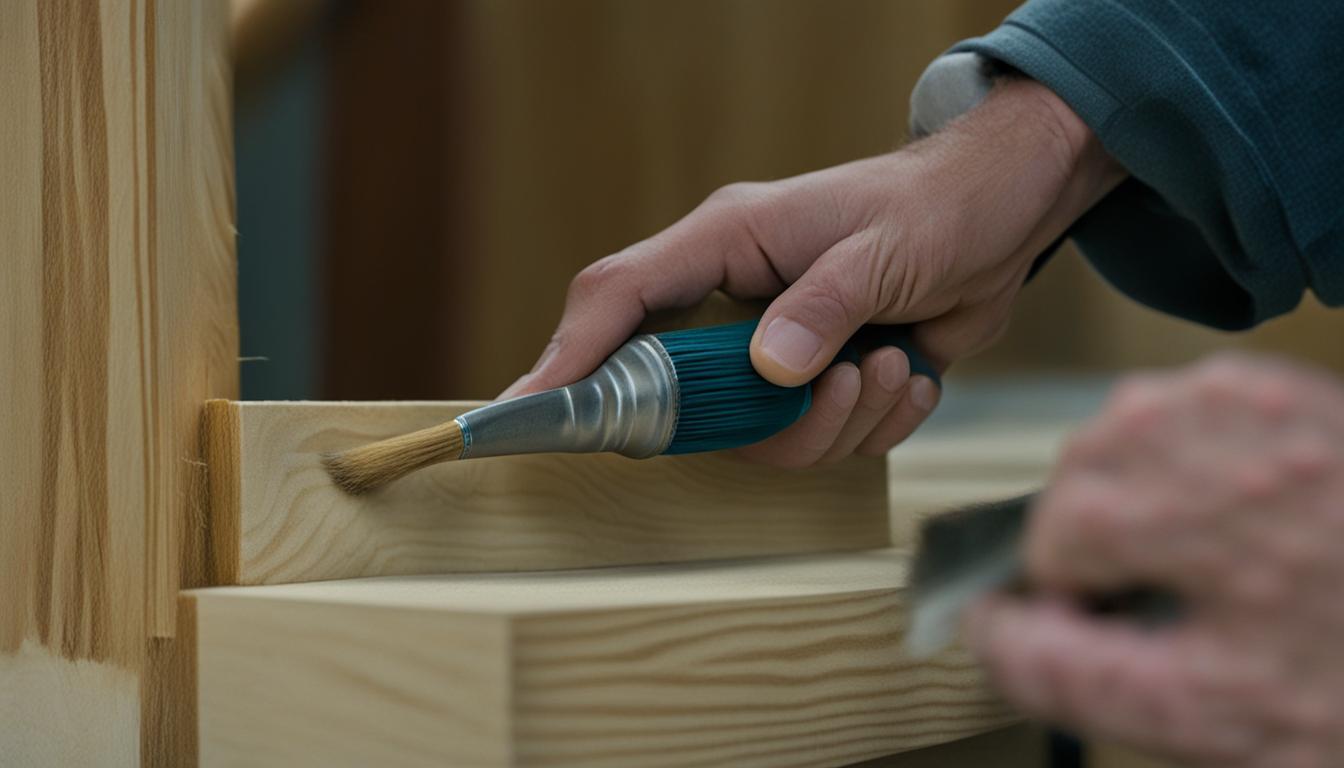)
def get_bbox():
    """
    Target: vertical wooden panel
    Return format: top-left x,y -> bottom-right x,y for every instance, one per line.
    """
321,0 -> 471,400
0,0 -> 236,764
314,0 -> 1019,399
454,0 -> 1020,397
